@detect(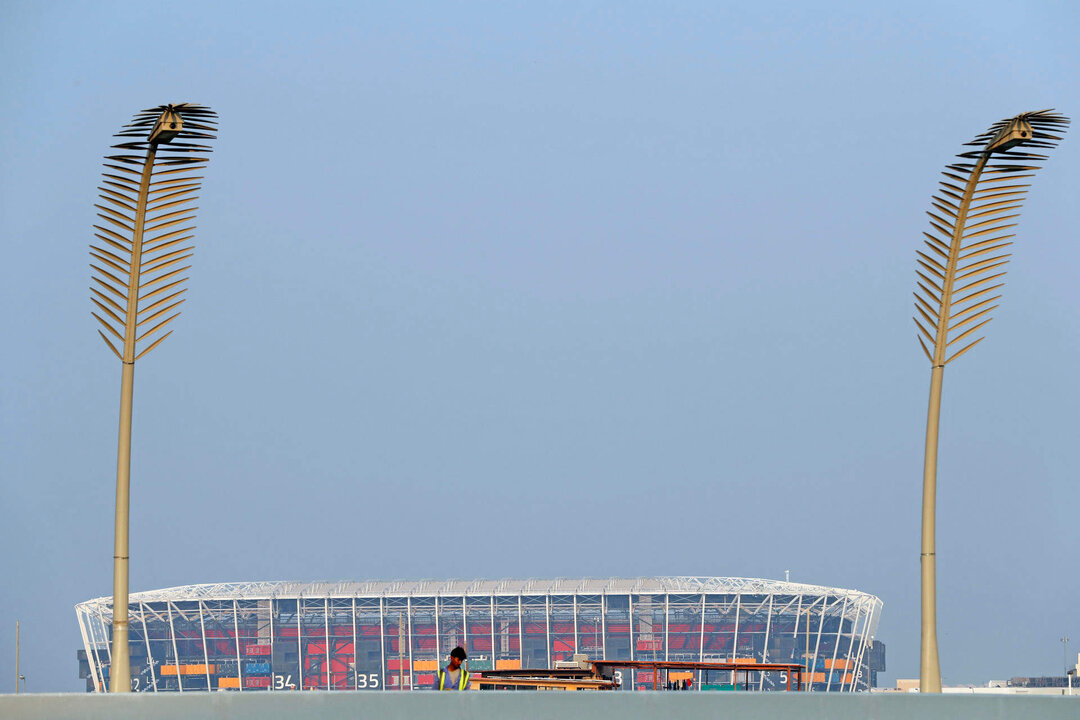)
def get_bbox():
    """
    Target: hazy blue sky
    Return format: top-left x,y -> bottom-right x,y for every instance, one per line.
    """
2,0 -> 1078,692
